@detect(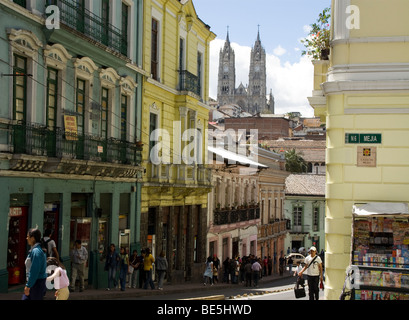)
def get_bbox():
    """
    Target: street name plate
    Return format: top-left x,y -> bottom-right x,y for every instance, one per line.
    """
345,133 -> 382,144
